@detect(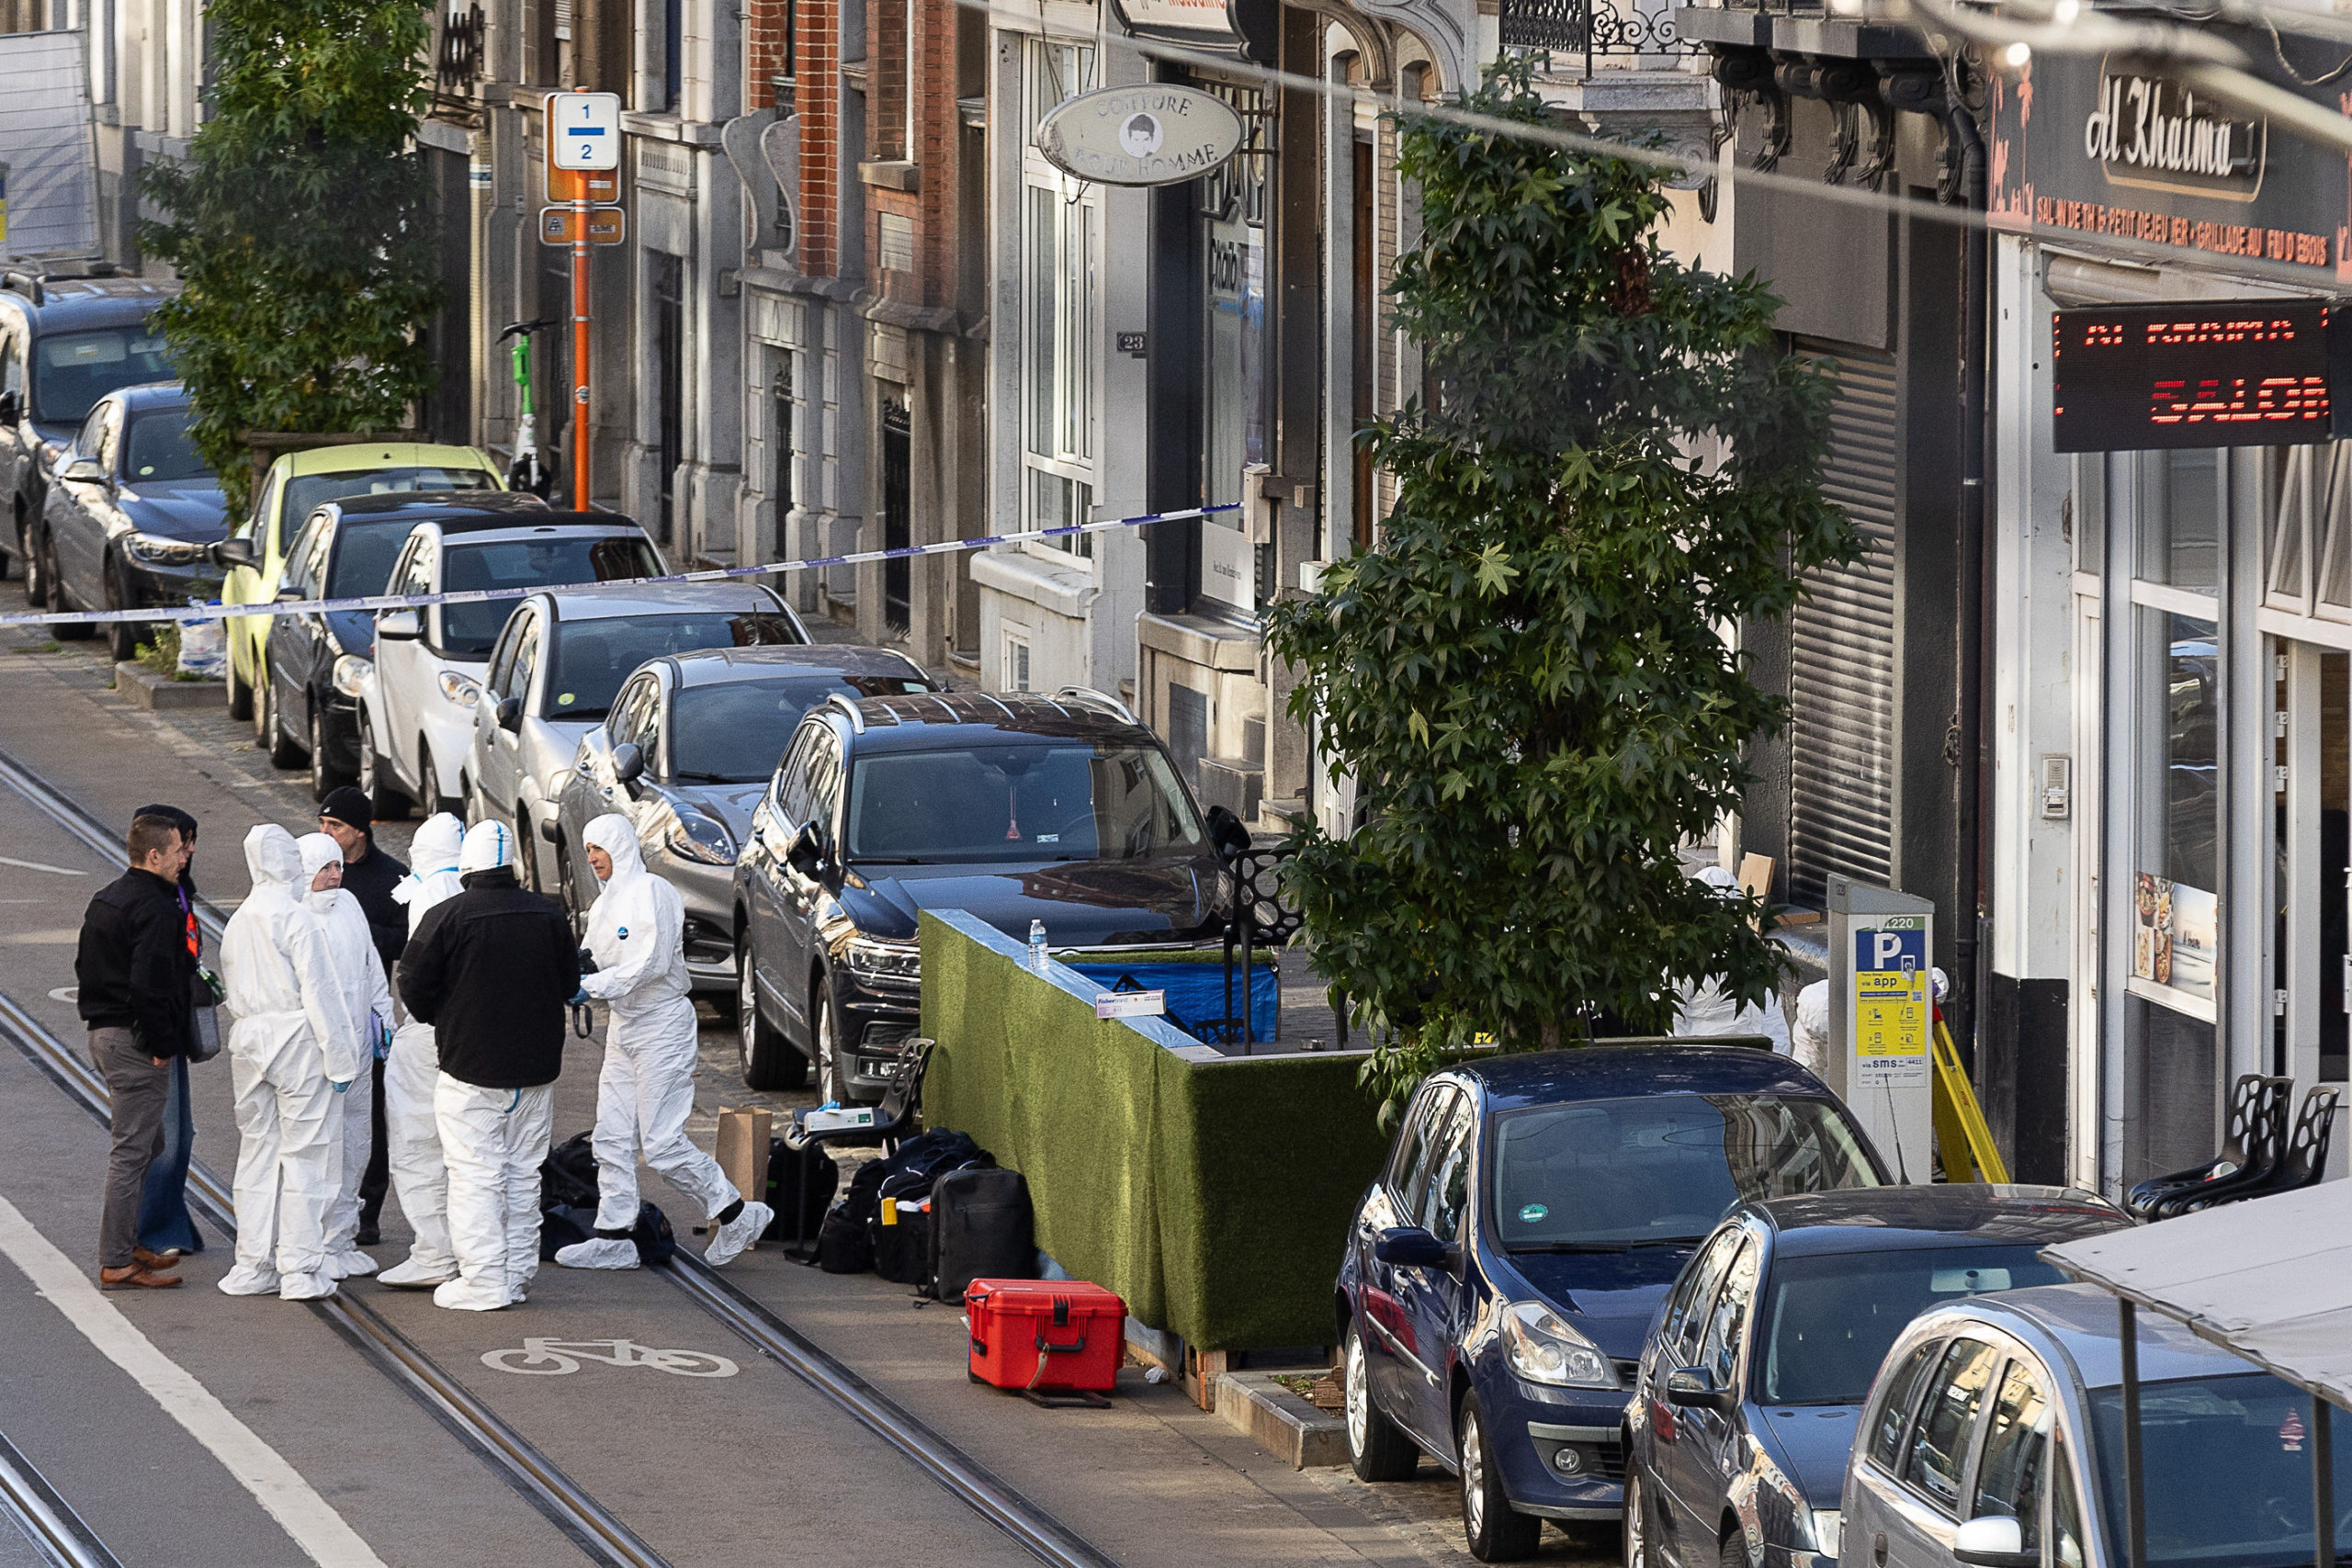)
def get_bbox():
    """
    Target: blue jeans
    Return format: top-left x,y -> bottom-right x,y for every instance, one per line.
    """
136,1055 -> 203,1256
